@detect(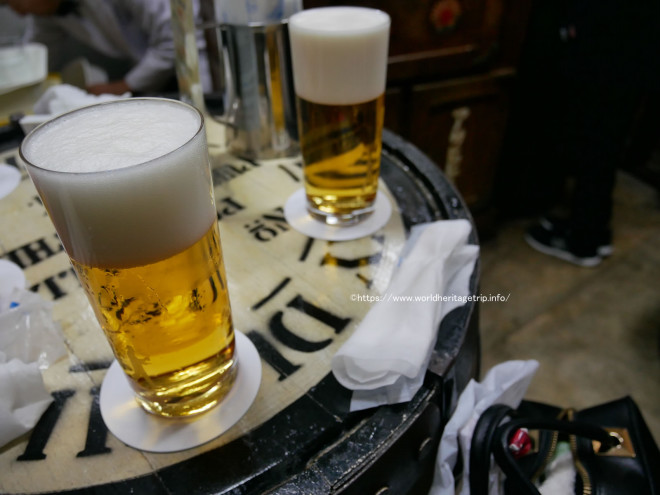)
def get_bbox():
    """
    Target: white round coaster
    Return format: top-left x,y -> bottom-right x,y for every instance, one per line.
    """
99,330 -> 261,453
0,164 -> 21,199
283,188 -> 392,241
